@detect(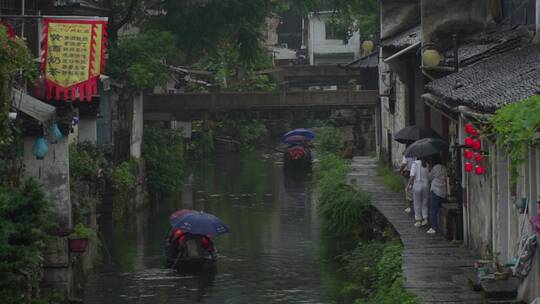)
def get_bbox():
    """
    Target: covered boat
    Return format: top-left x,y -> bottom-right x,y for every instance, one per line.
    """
164,229 -> 217,268
282,129 -> 314,169
165,210 -> 230,270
